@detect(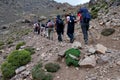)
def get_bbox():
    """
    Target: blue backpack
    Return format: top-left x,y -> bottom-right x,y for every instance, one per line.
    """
79,8 -> 91,23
